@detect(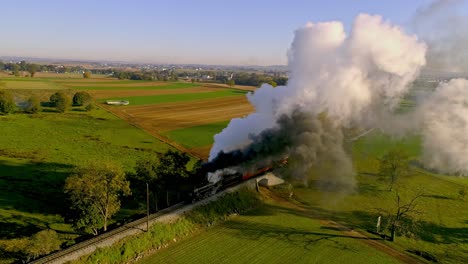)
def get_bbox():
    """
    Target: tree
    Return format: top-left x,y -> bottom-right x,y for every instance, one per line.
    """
458,187 -> 467,200
50,92 -> 70,113
25,96 -> 41,113
267,80 -> 277,87
155,150 -> 191,206
27,64 -> 39,77
85,103 -> 95,112
378,149 -> 410,191
64,161 -> 131,234
132,158 -> 161,212
83,71 -> 92,78
11,64 -> 20,76
24,230 -> 61,261
0,90 -> 16,114
72,91 -> 92,106
380,191 -> 424,242
19,60 -> 27,71
227,79 -> 235,88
